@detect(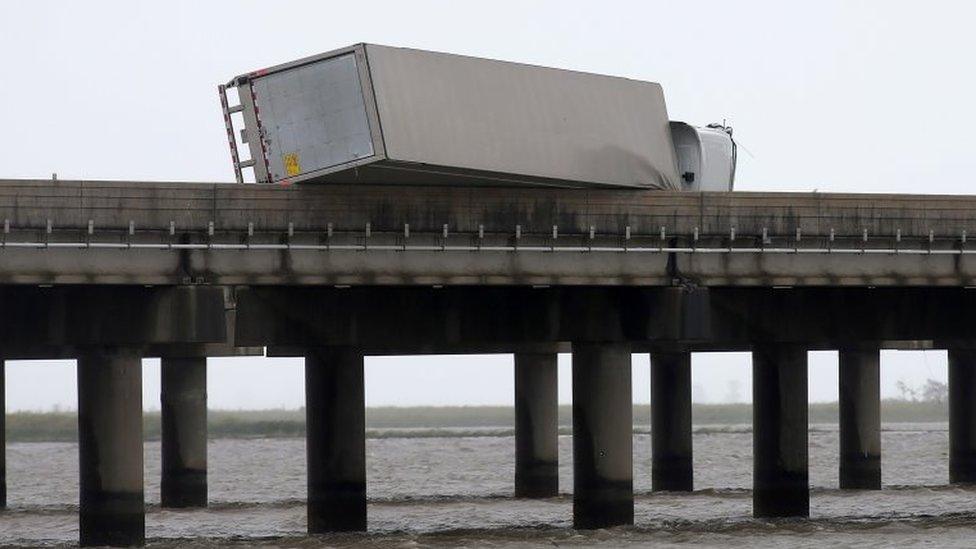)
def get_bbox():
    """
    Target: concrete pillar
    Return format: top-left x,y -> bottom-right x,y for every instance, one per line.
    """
839,348 -> 881,489
77,348 -> 144,547
650,350 -> 693,492
305,347 -> 366,532
514,352 -> 559,498
572,342 -> 633,529
1,358 -> 5,509
949,348 -> 976,484
161,356 -> 208,507
752,344 -> 808,518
